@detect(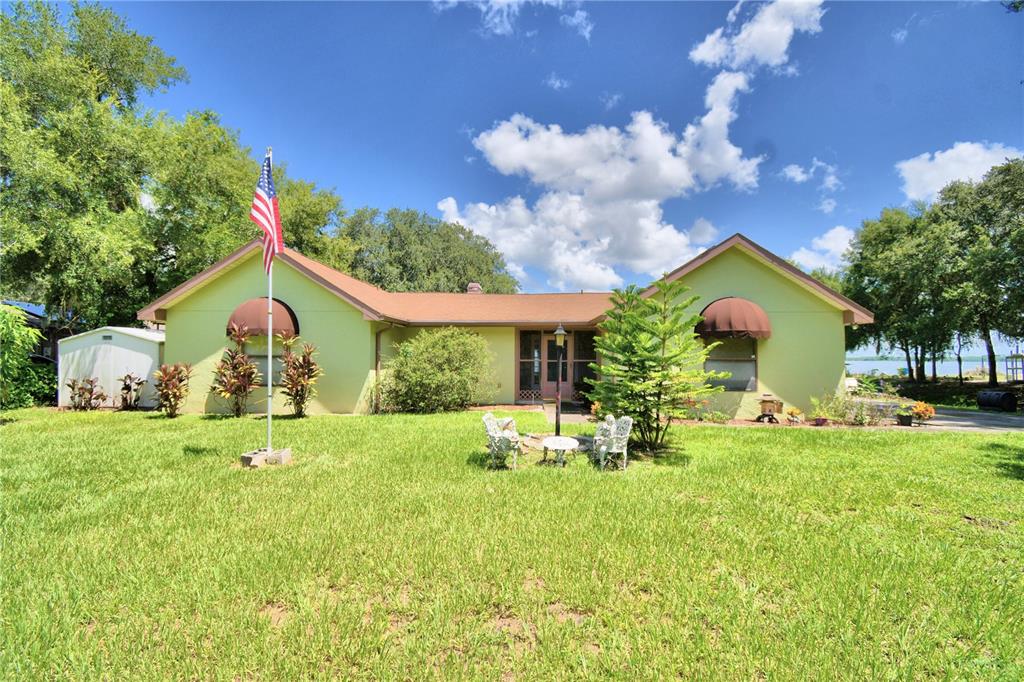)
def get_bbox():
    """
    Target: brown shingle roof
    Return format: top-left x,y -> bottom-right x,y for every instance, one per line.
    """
139,234 -> 872,327
138,241 -> 612,326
